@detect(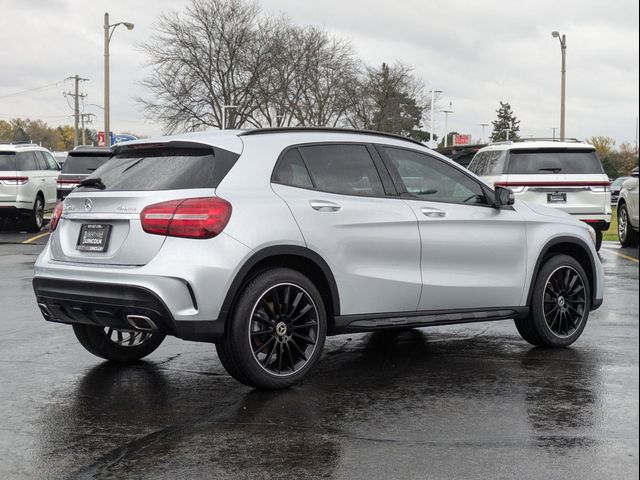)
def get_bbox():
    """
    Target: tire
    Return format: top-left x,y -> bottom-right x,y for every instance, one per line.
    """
25,195 -> 44,233
515,254 -> 591,348
594,229 -> 603,252
73,324 -> 165,362
216,268 -> 327,390
618,204 -> 639,247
